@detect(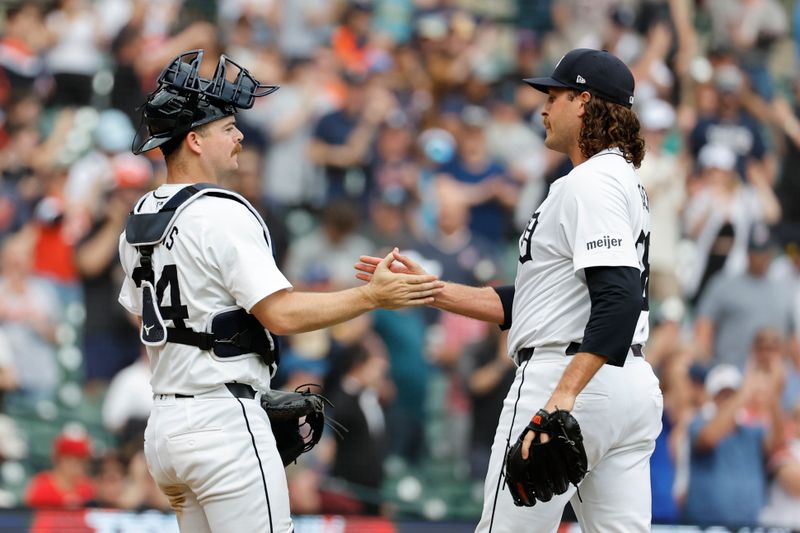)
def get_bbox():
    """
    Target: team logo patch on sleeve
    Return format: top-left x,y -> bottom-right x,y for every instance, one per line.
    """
584,233 -> 624,252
